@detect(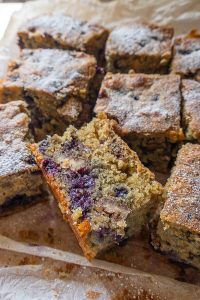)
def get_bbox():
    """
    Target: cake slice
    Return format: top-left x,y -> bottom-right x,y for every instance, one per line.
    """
181,79 -> 200,142
17,14 -> 109,63
0,48 -> 97,140
30,114 -> 163,259
95,73 -> 184,173
171,30 -> 200,80
105,21 -> 173,73
152,143 -> 200,269
0,101 -> 45,216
